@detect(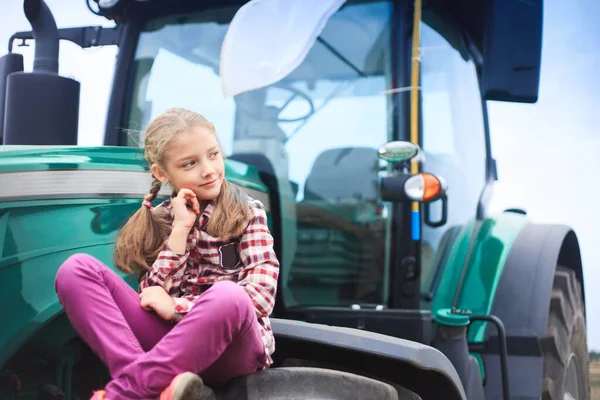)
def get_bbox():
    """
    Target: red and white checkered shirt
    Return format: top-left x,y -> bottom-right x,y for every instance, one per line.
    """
138,196 -> 279,366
